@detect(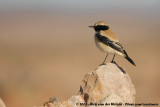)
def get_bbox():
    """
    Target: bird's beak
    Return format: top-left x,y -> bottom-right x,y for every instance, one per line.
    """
88,26 -> 94,28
